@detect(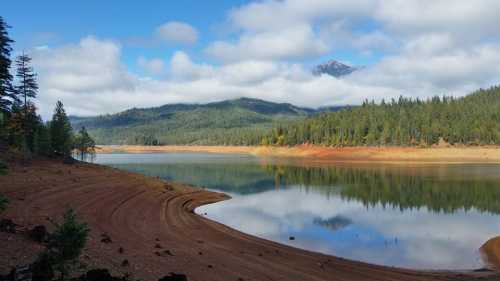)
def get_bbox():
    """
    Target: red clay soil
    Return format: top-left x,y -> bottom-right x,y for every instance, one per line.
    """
1,159 -> 499,281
